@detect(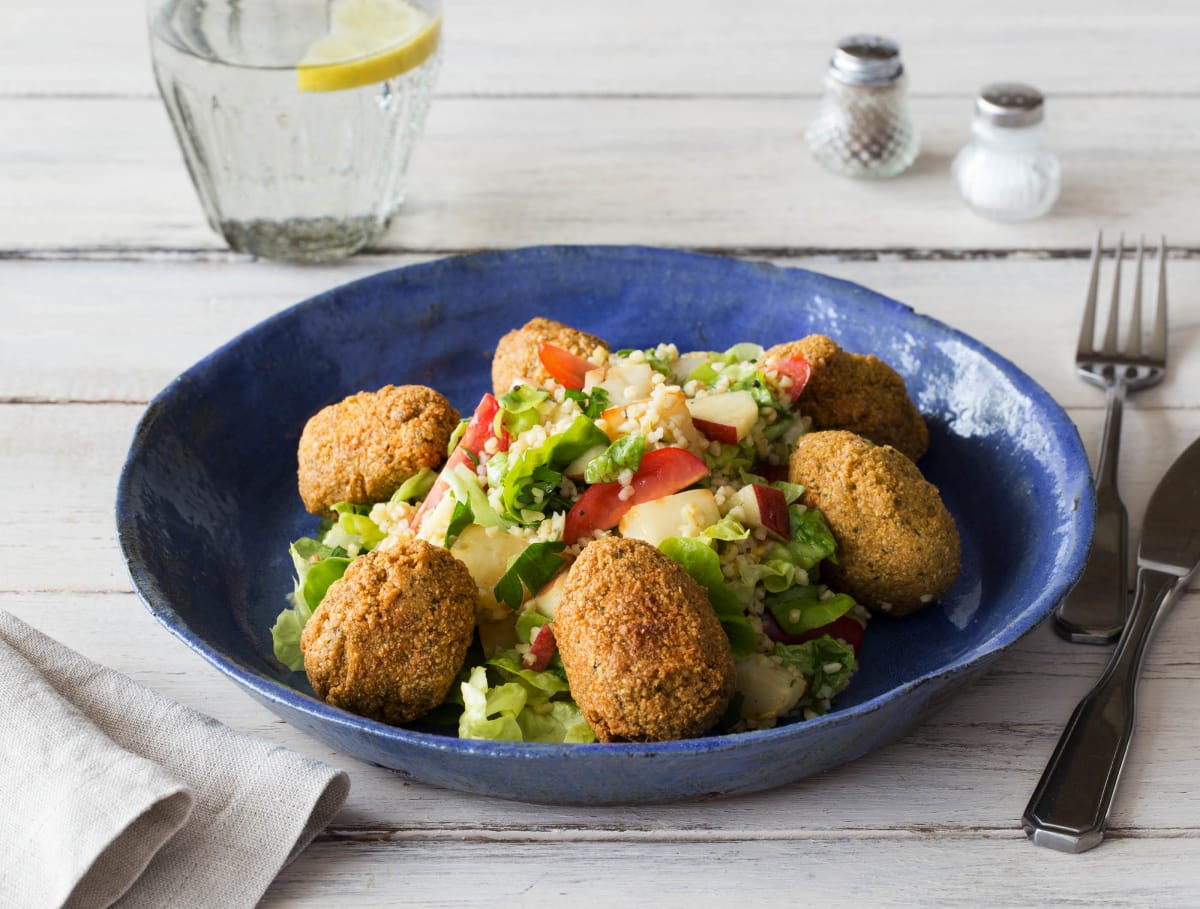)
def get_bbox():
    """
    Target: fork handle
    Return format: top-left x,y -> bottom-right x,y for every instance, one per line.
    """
1054,382 -> 1129,643
1023,568 -> 1181,852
